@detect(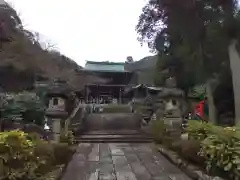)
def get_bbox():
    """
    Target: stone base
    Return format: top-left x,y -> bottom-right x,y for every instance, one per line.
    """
46,109 -> 68,119
164,117 -> 182,139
